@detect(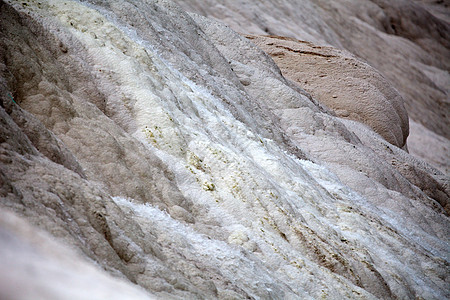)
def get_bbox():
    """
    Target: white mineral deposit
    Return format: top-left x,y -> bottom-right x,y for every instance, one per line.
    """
0,0 -> 448,299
